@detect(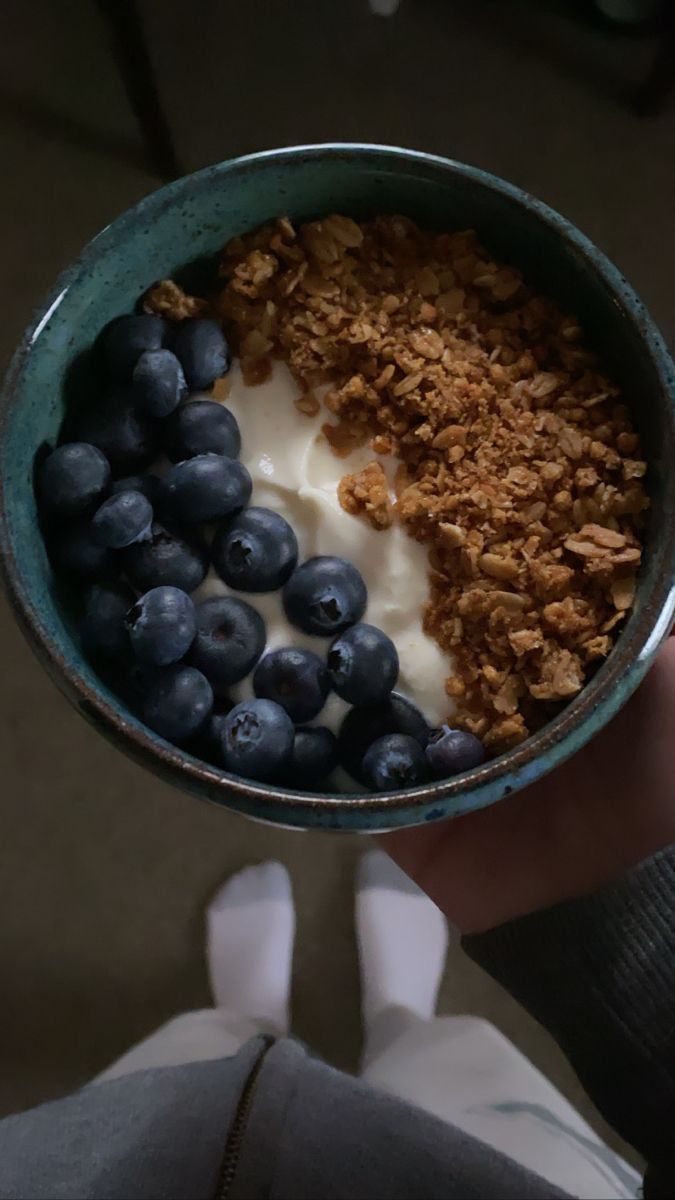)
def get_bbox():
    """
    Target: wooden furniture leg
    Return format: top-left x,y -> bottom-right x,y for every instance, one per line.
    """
94,0 -> 183,180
